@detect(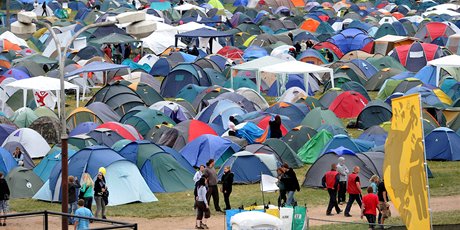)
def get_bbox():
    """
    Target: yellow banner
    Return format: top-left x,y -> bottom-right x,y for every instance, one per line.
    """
384,94 -> 430,230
